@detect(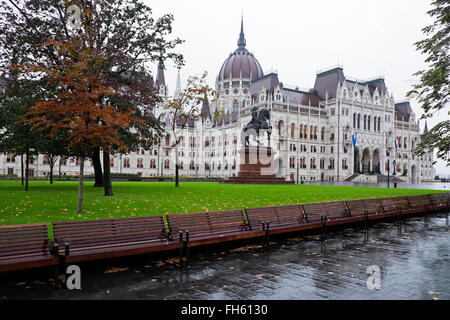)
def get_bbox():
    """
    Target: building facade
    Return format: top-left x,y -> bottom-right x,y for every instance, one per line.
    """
0,19 -> 436,182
